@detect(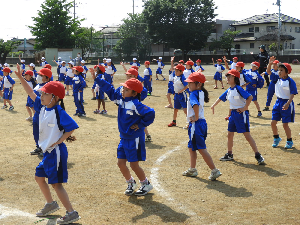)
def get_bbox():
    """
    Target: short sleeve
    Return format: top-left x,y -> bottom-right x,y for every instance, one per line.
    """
33,96 -> 43,113
181,75 -> 188,87
189,92 -> 200,107
219,89 -> 229,102
289,78 -> 298,95
236,85 -> 251,99
58,108 -> 79,132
